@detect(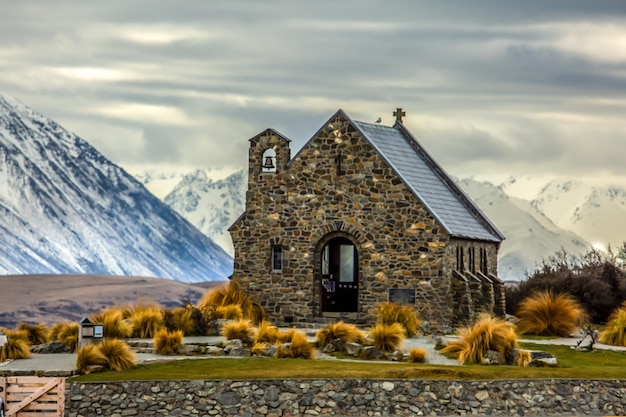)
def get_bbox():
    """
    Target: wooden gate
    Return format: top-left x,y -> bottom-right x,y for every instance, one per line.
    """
0,377 -> 65,416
